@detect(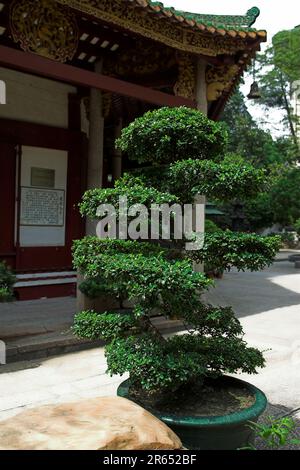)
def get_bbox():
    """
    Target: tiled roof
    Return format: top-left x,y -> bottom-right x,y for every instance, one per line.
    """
131,1 -> 267,39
